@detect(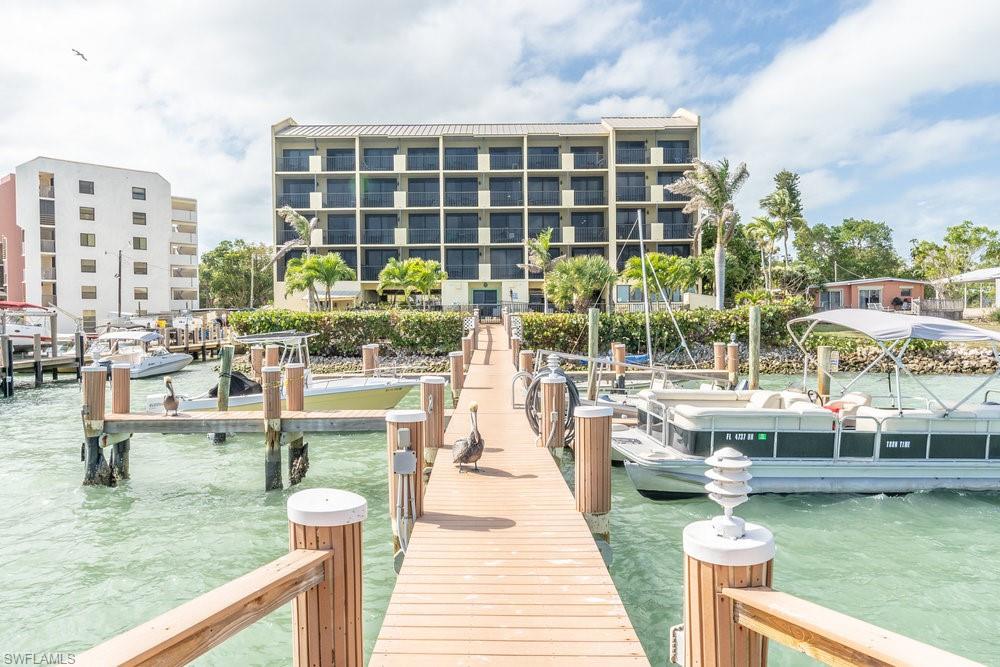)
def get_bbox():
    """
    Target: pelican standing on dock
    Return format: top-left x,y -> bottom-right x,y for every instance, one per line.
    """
162,376 -> 179,416
452,401 -> 484,472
